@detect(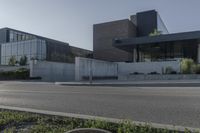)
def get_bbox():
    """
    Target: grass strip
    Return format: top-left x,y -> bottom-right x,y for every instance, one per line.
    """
0,109 -> 198,133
